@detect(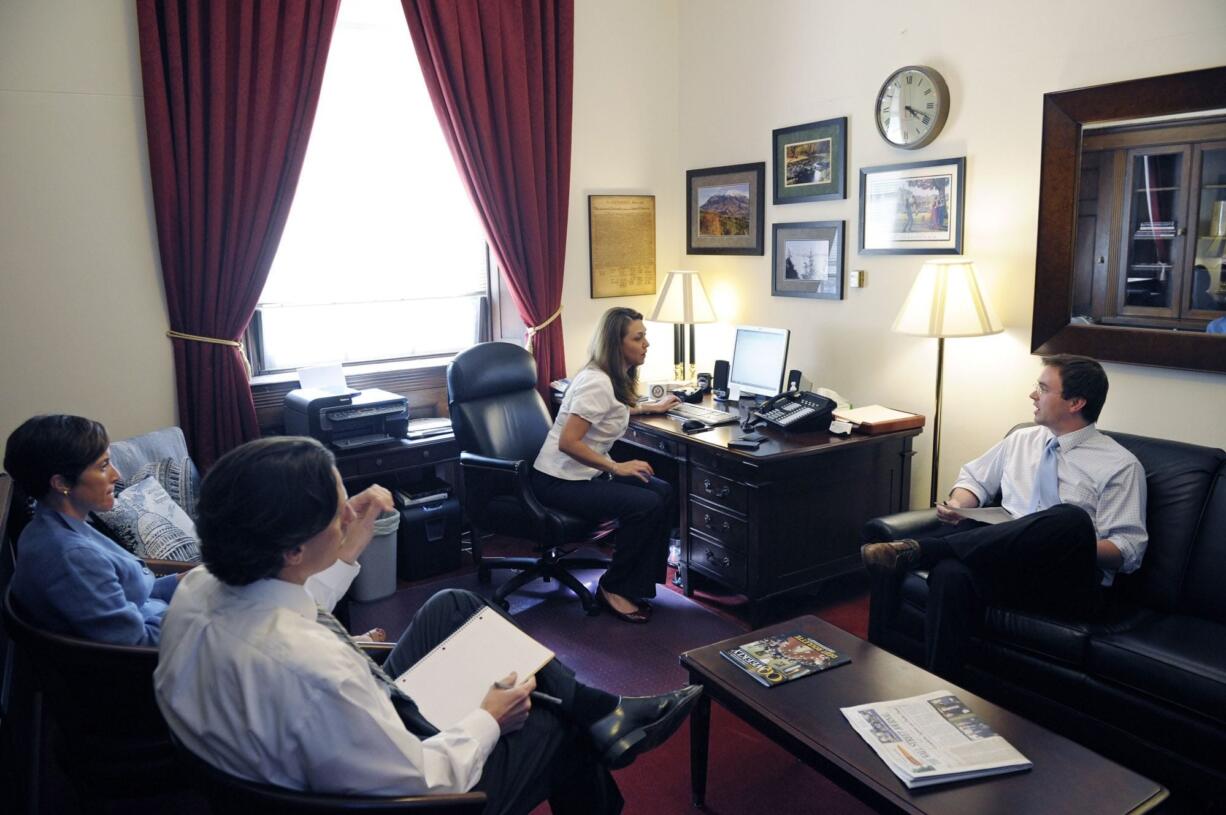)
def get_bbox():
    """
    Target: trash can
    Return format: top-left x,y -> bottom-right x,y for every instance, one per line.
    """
351,509 -> 400,601
398,497 -> 462,581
